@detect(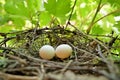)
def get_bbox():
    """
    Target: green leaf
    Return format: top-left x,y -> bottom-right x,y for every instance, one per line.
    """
55,0 -> 71,17
114,21 -> 120,32
0,2 -> 2,11
91,25 -> 105,35
39,11 -> 51,26
4,0 -> 43,28
44,0 -> 71,23
0,13 -> 11,25
44,0 -> 56,15
12,17 -> 25,29
4,0 -> 29,18
107,0 -> 120,8
0,25 -> 15,33
0,15 -> 8,25
26,0 -> 36,14
26,0 -> 42,14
